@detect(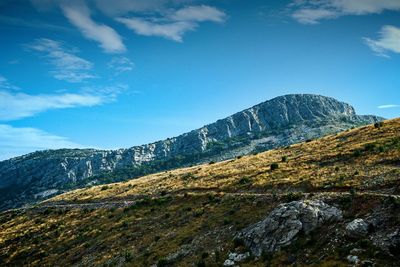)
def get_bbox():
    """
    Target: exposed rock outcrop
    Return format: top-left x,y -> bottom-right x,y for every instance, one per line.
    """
0,94 -> 383,211
238,200 -> 343,256
346,218 -> 369,238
